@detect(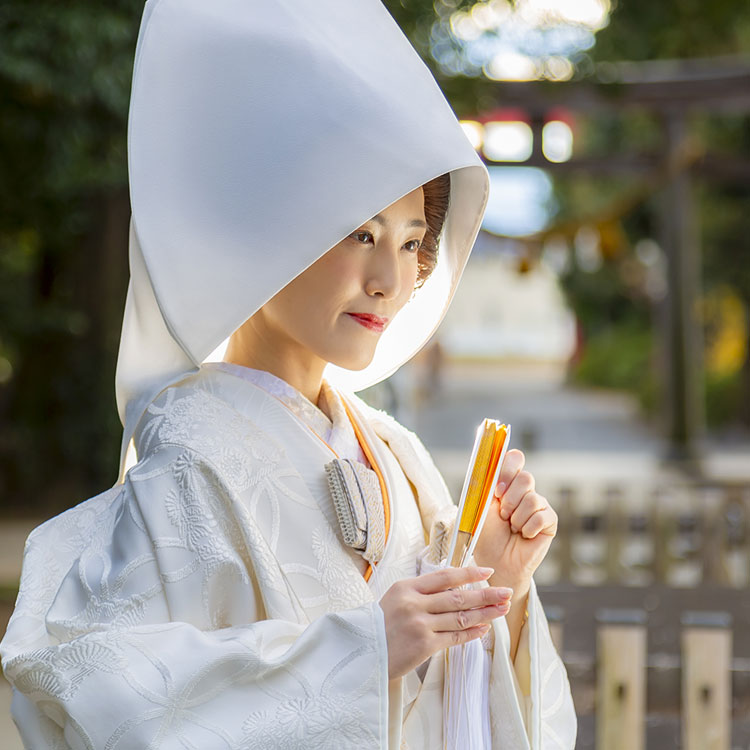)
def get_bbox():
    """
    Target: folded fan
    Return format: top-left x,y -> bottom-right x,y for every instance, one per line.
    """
442,419 -> 511,750
447,419 -> 510,568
